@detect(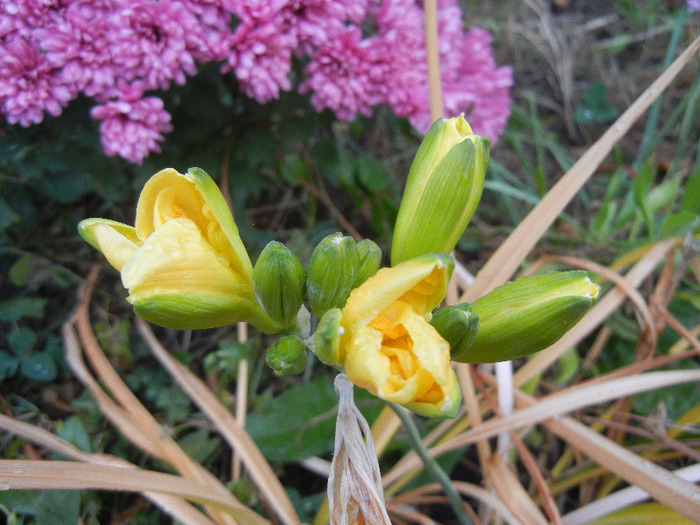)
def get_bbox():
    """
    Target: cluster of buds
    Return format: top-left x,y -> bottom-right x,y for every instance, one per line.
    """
79,115 -> 599,418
